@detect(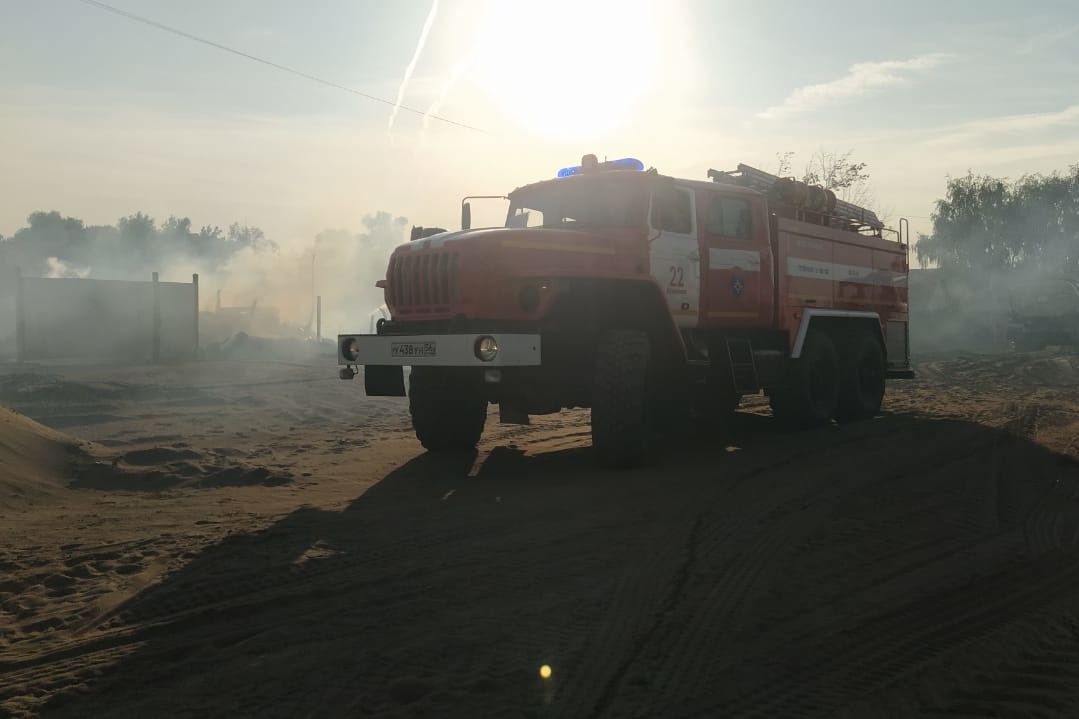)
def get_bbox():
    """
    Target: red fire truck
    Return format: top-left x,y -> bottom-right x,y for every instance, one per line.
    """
339,156 -> 914,467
